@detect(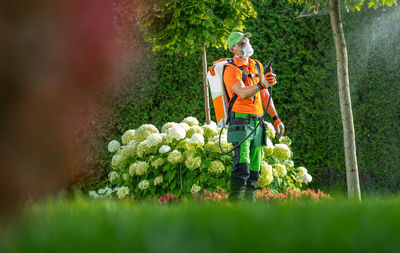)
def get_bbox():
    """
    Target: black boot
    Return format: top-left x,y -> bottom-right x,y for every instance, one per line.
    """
228,163 -> 250,202
244,170 -> 259,202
